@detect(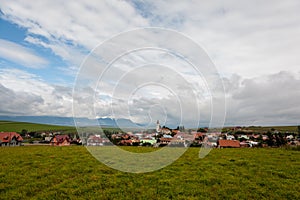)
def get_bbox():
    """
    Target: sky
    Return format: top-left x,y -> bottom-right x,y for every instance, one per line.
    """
0,0 -> 300,127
